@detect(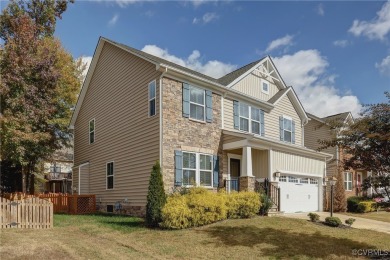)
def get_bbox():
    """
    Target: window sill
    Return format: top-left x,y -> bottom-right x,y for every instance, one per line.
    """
189,118 -> 206,124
